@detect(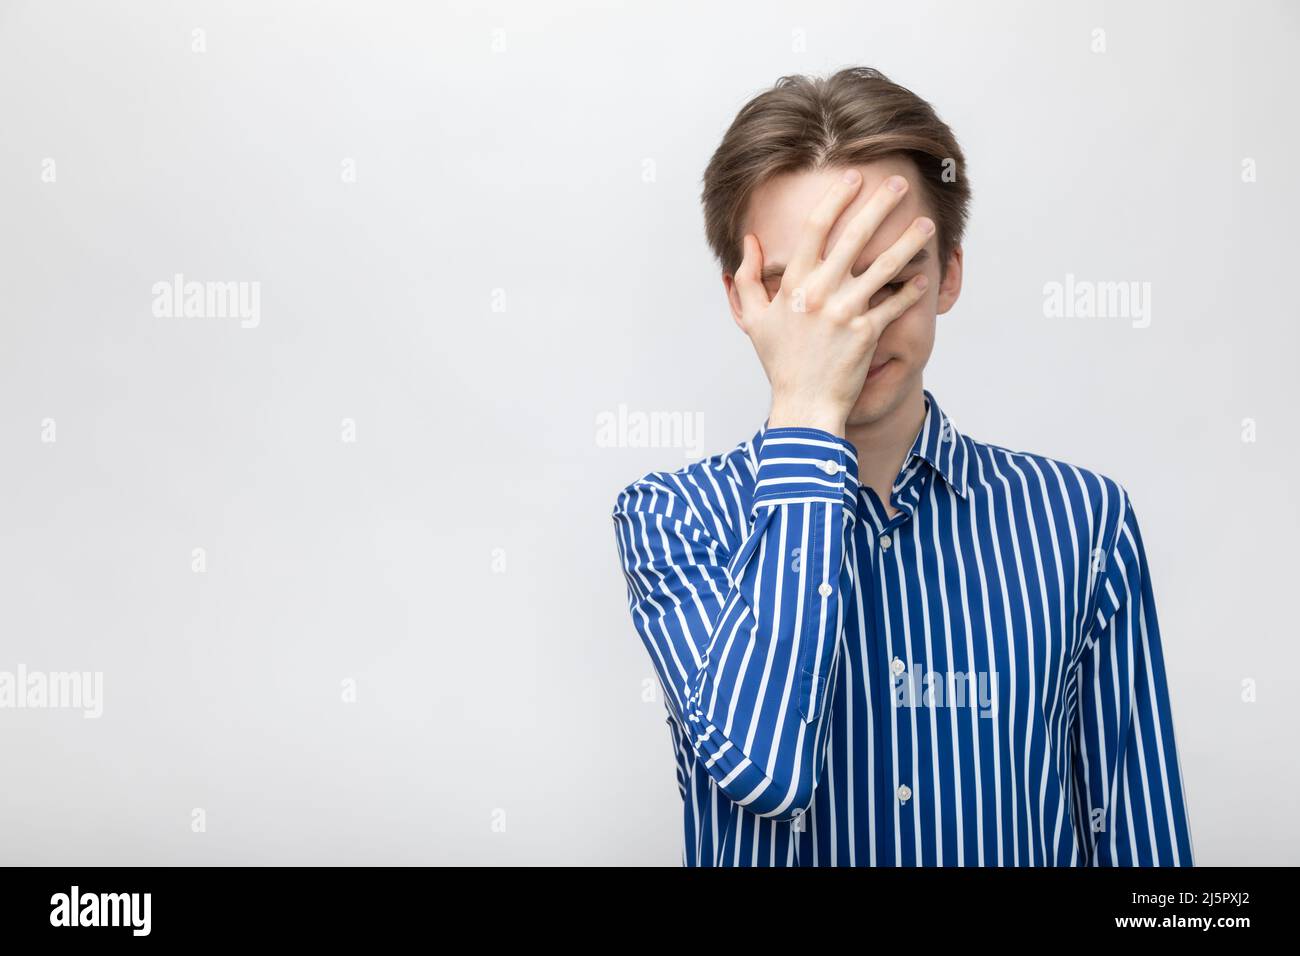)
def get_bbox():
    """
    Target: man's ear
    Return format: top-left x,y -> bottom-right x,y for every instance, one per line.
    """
722,271 -> 746,332
937,245 -> 964,315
